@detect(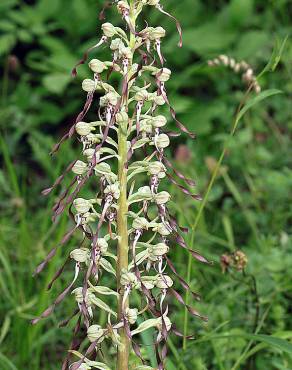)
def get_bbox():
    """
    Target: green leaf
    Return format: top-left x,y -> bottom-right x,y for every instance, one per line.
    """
241,331 -> 292,363
88,283 -> 119,298
0,353 -> 18,370
90,296 -> 117,318
42,73 -> 71,94
235,89 -> 283,127
226,0 -> 254,27
183,22 -> 236,54
0,20 -> 16,32
246,334 -> 292,355
235,31 -> 270,59
0,315 -> 11,345
100,258 -> 116,276
69,351 -> 112,370
0,0 -> 18,11
131,318 -> 159,336
195,333 -> 292,355
259,35 -> 289,77
0,34 -> 16,55
137,316 -> 157,367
